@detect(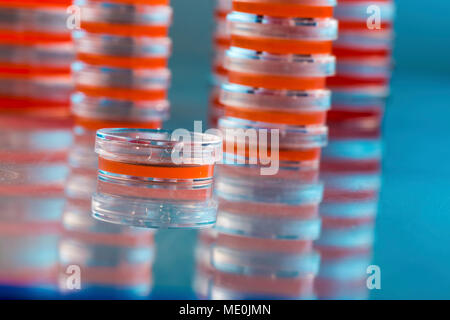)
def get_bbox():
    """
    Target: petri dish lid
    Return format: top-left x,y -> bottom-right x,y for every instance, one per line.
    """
73,30 -> 171,58
71,92 -> 170,122
228,11 -> 338,41
95,128 -> 222,166
225,46 -> 335,77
